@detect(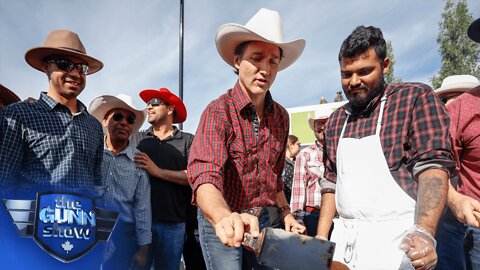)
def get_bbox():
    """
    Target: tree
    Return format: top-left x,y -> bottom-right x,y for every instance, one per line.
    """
385,40 -> 403,83
430,0 -> 480,89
